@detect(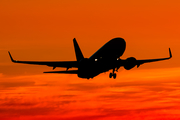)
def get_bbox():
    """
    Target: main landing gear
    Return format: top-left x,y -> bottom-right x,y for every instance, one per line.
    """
109,68 -> 117,79
109,73 -> 116,79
